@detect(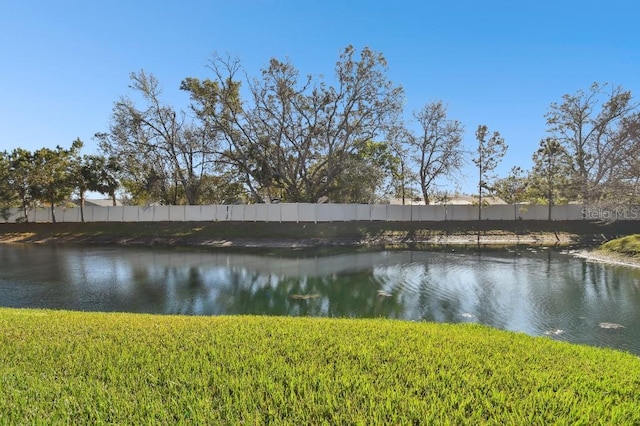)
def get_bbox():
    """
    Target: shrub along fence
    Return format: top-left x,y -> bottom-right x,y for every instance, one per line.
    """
3,203 -> 638,223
